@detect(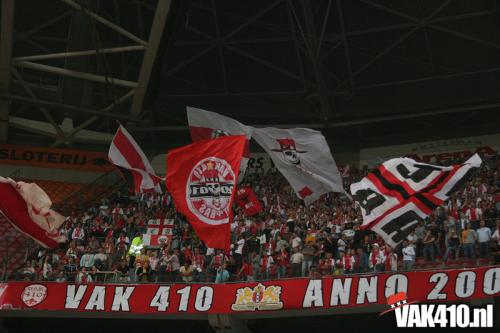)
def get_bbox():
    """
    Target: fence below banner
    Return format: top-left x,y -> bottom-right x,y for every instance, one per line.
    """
0,266 -> 498,315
